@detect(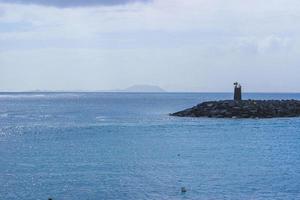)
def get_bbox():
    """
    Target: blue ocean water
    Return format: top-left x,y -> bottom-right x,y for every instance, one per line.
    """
1,92 -> 300,200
